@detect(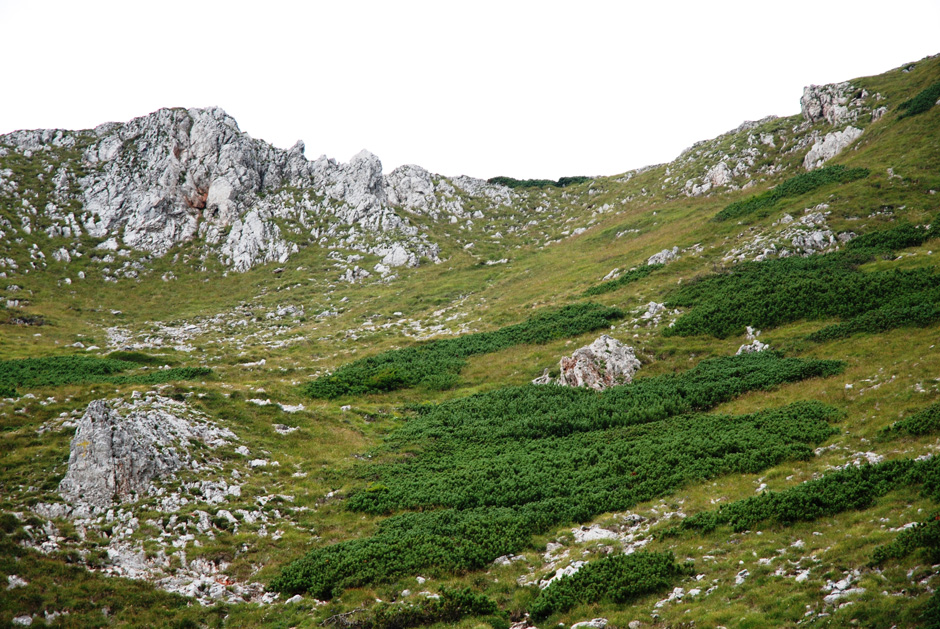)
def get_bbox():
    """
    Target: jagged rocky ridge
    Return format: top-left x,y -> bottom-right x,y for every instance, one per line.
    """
0,77 -> 880,279
0,107 -> 514,274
